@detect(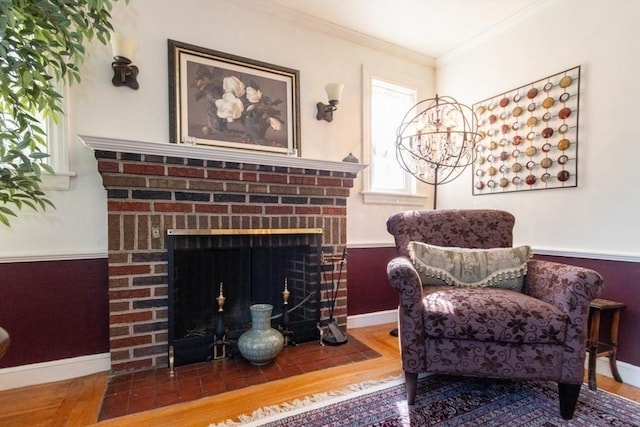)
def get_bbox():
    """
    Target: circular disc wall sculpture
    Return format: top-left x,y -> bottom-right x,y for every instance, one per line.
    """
472,66 -> 580,195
